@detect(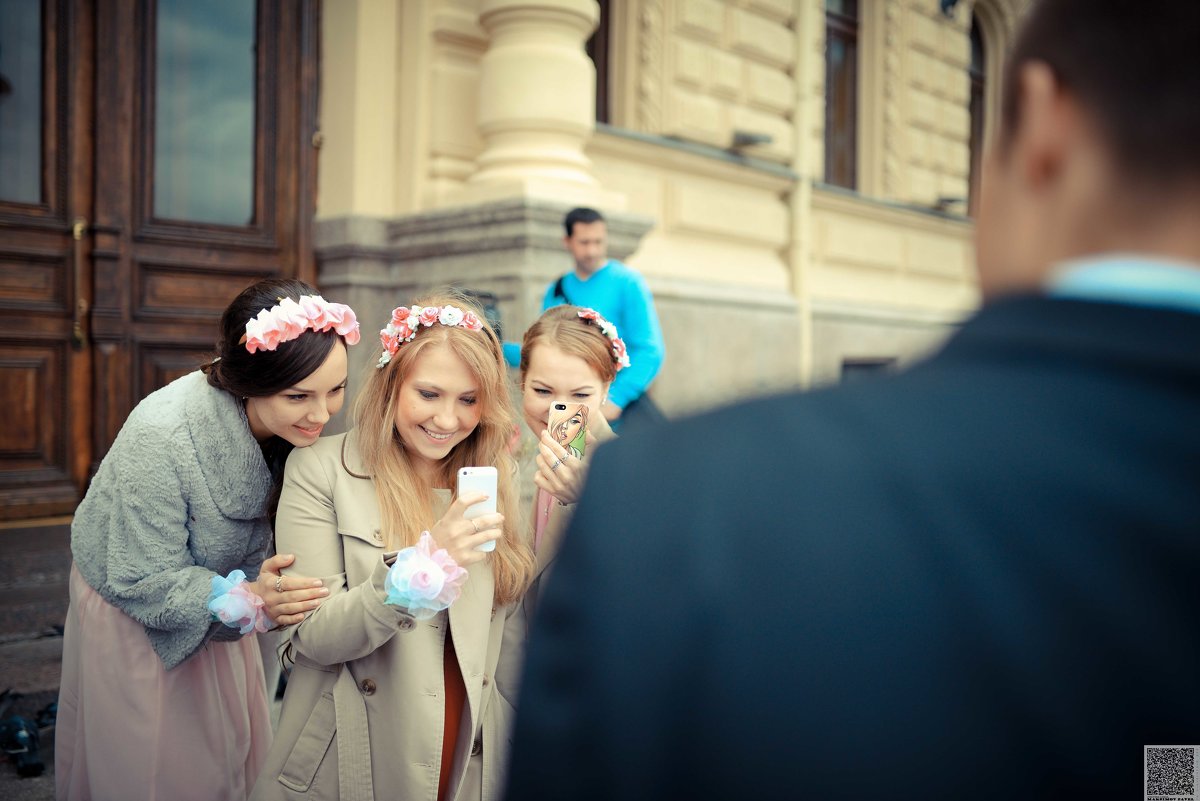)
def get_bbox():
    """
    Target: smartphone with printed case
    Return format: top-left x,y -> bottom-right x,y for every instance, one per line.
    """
457,466 -> 498,553
547,402 -> 589,460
